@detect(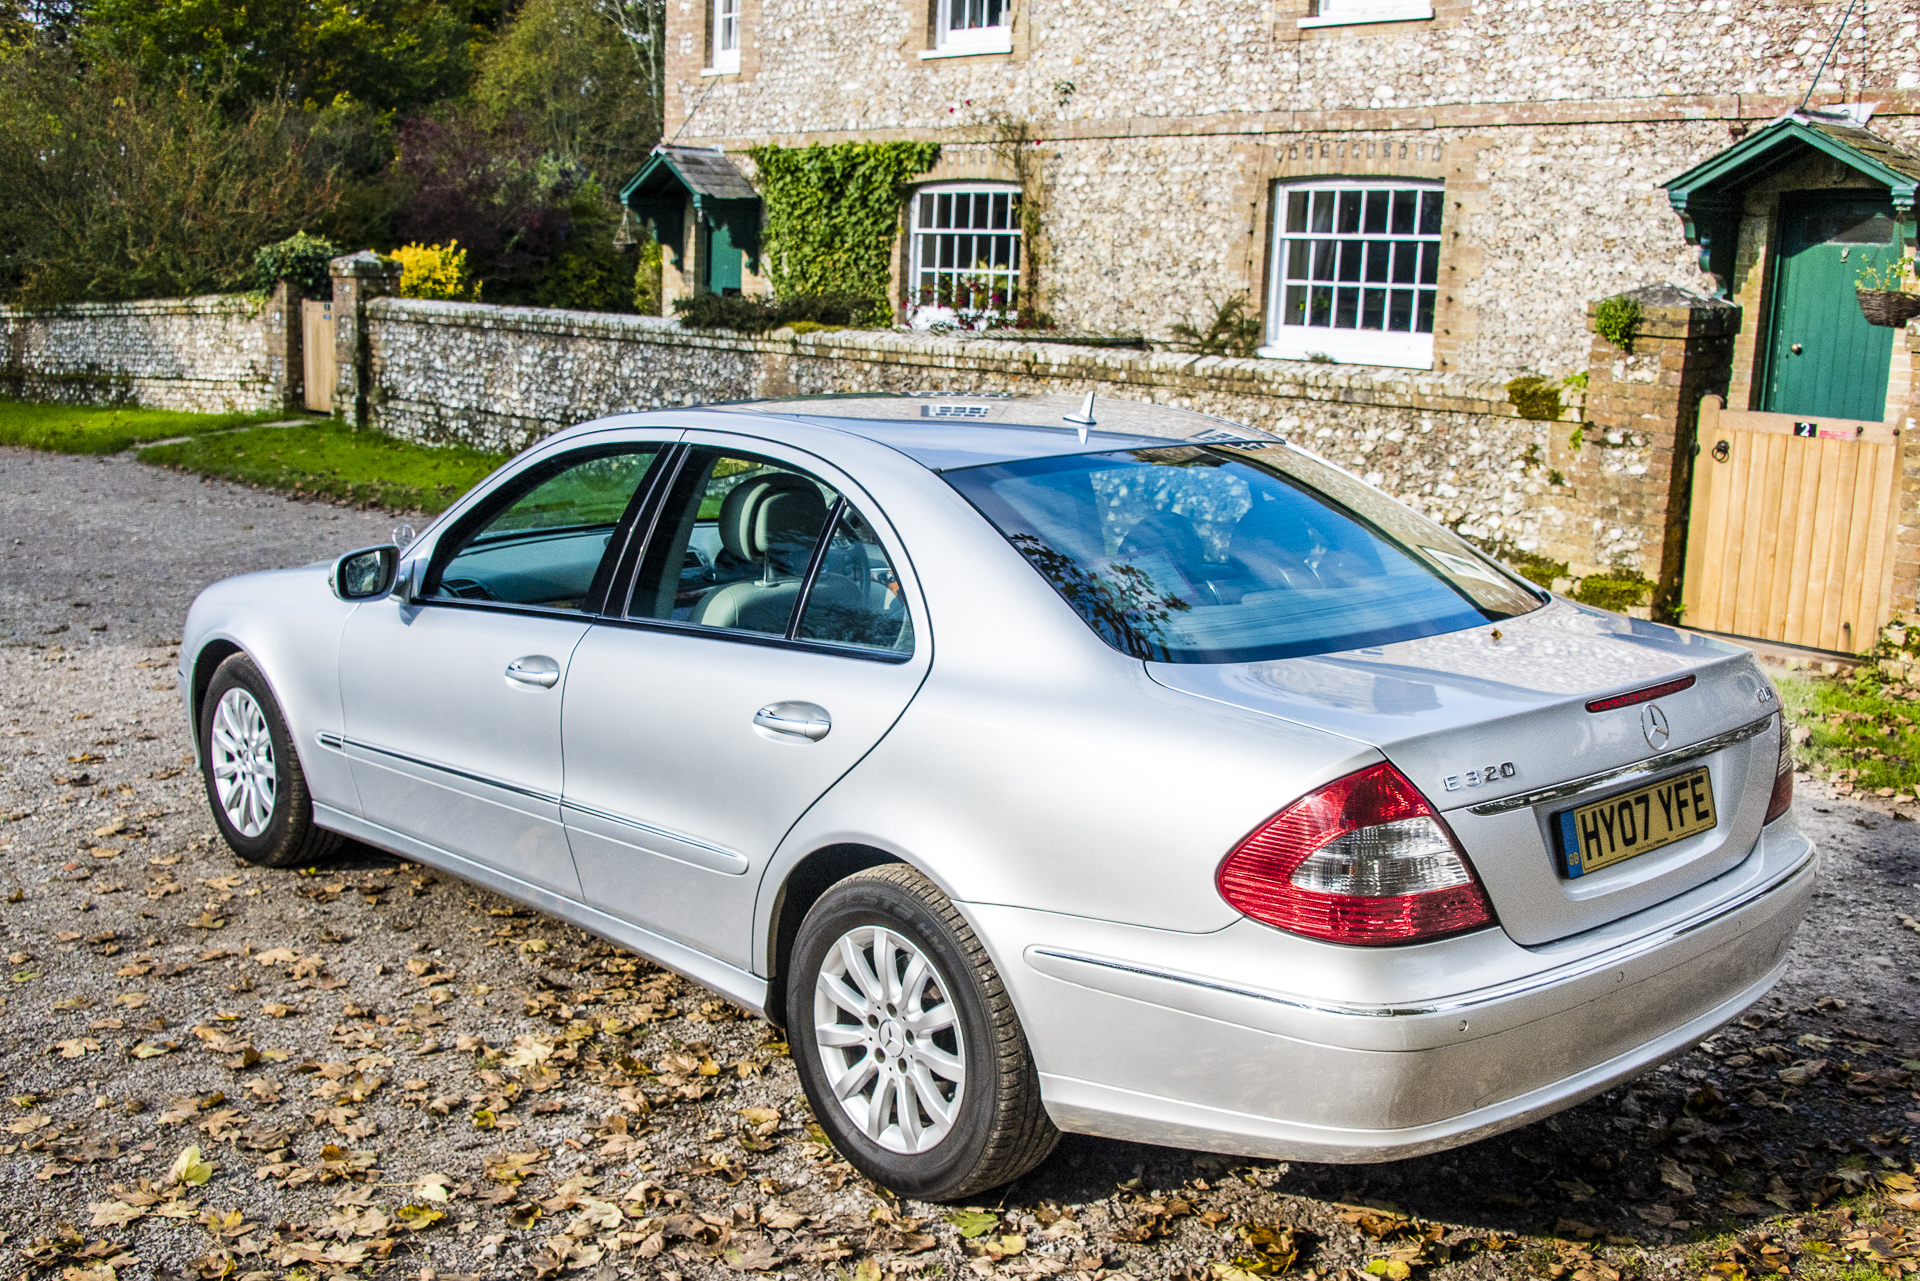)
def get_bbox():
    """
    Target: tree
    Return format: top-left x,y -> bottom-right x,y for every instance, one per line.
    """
471,0 -> 663,180
0,52 -> 343,304
82,0 -> 482,113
